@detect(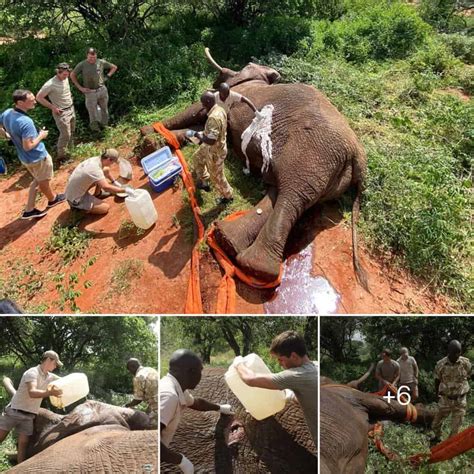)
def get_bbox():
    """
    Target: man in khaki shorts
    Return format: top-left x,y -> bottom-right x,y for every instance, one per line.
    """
71,47 -> 117,131
0,89 -> 65,219
0,351 -> 63,464
65,148 -> 128,215
125,358 -> 158,429
37,63 -> 76,161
